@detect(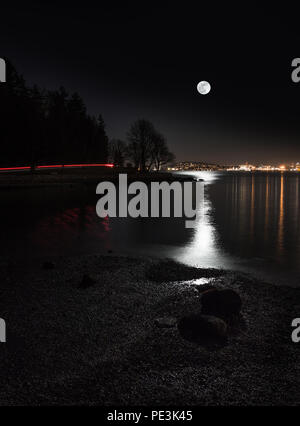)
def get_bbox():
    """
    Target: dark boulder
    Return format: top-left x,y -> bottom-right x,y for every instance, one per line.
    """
42,261 -> 55,270
79,274 -> 96,289
178,314 -> 227,344
155,317 -> 177,328
201,288 -> 242,318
